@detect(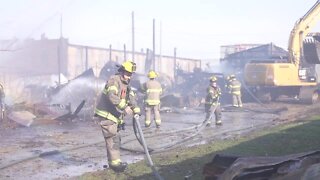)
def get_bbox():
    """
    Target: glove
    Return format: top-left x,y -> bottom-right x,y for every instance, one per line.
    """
117,120 -> 125,131
133,107 -> 141,119
117,99 -> 127,109
124,106 -> 133,115
133,107 -> 141,114
117,123 -> 125,131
